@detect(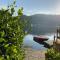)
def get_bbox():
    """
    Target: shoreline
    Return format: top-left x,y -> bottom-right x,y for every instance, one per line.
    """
24,47 -> 47,60
24,40 -> 53,60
